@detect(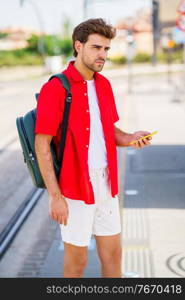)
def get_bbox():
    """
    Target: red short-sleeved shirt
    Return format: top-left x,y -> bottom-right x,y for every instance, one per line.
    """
35,61 -> 119,204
